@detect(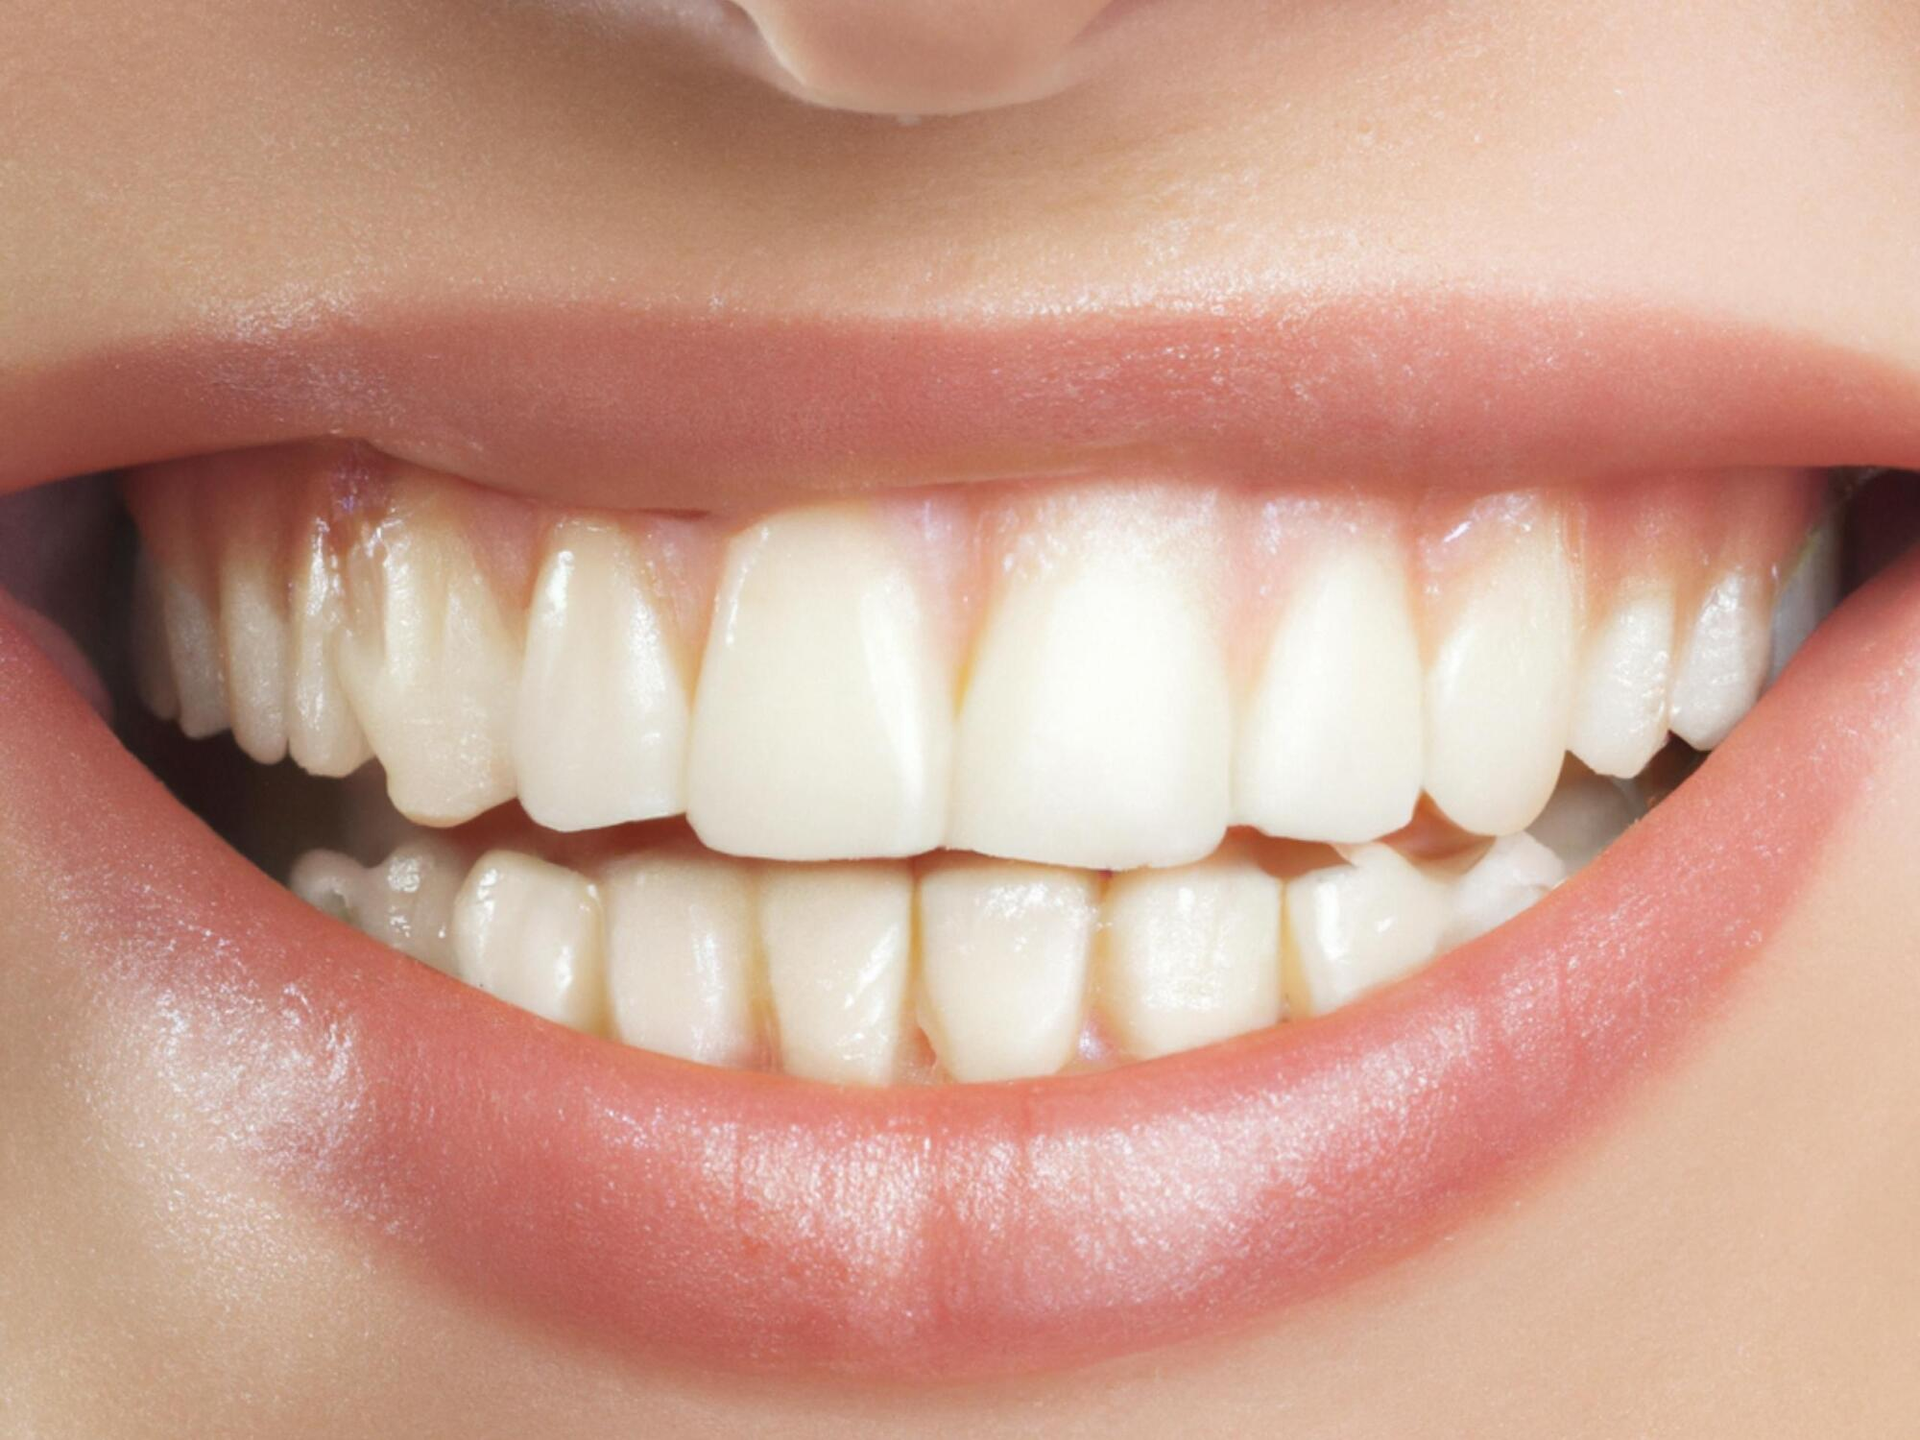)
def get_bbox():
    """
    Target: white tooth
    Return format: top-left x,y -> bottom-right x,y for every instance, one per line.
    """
1233,539 -> 1423,842
335,499 -> 520,825
1098,853 -> 1283,1060
1768,520 -> 1842,685
287,520 -> 373,778
917,858 -> 1096,1082
760,863 -> 913,1084
291,839 -> 467,973
1567,590 -> 1674,779
1283,843 -> 1450,1017
600,847 -> 760,1067
514,521 -> 691,832
1527,763 -> 1645,872
1440,833 -> 1565,951
130,551 -> 180,723
1424,508 -> 1578,835
219,549 -> 292,764
289,849 -> 364,925
687,505 -> 951,860
1668,571 -> 1771,750
156,565 -> 230,739
949,513 -> 1231,870
451,850 -> 608,1032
